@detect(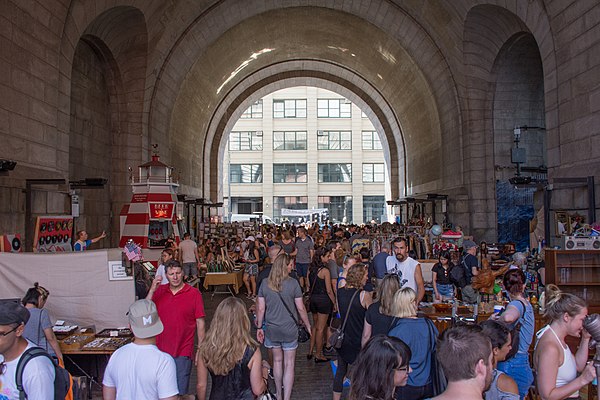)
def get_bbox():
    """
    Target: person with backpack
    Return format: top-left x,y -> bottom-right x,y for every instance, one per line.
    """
459,240 -> 481,304
0,301 -> 56,399
491,269 -> 534,399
